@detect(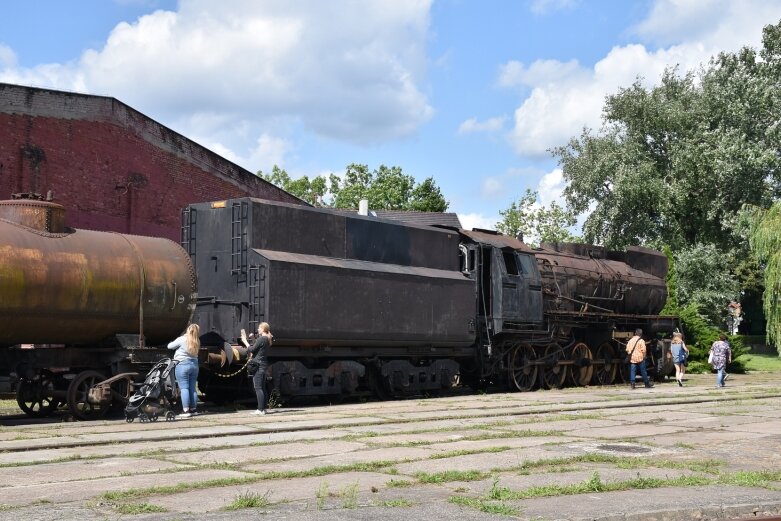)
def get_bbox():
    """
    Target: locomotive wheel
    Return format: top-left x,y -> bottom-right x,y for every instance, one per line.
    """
508,343 -> 537,392
592,342 -> 617,386
16,370 -> 60,417
567,342 -> 593,387
539,342 -> 567,389
67,370 -> 110,420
